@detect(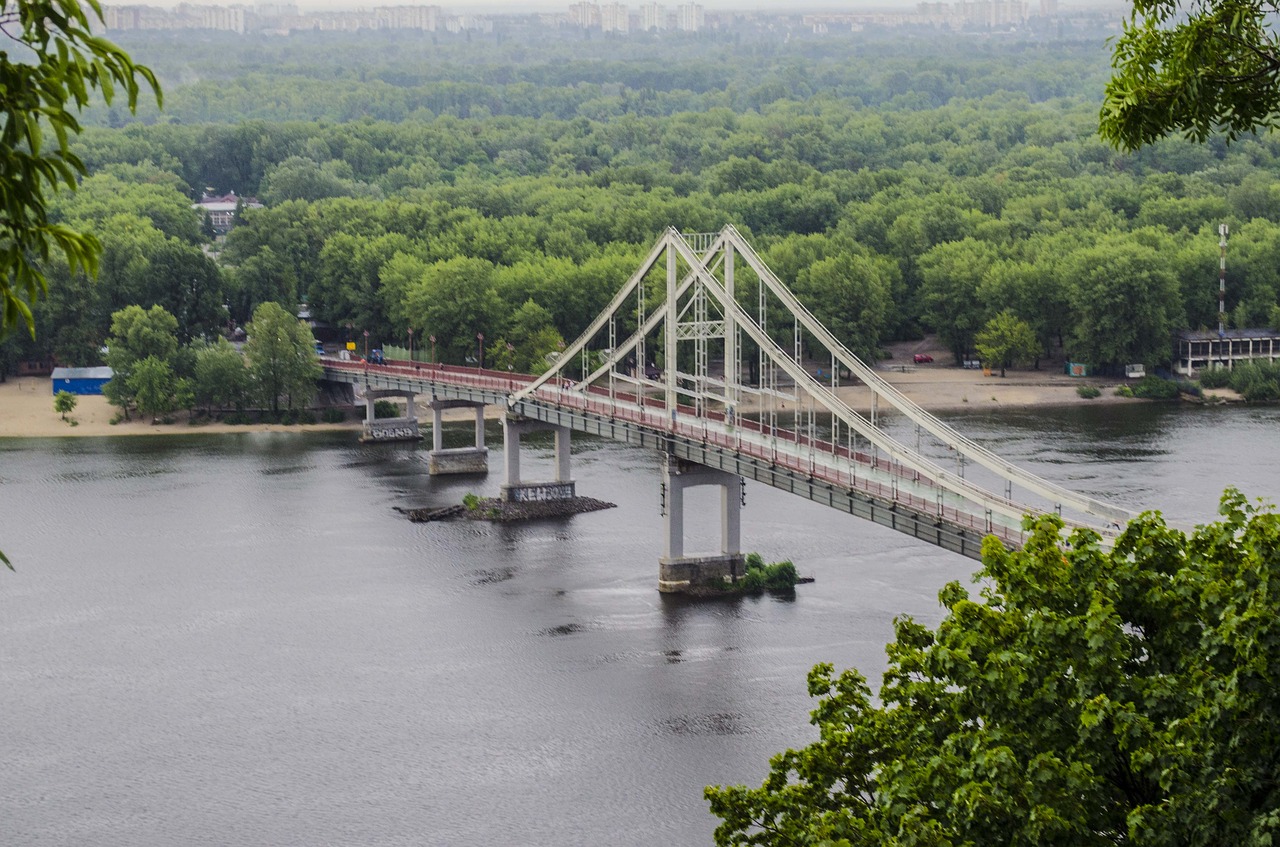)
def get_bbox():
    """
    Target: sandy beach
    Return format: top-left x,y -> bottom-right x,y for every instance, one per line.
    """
0,377 -> 363,438
0,342 -> 1139,440
826,339 -> 1135,415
